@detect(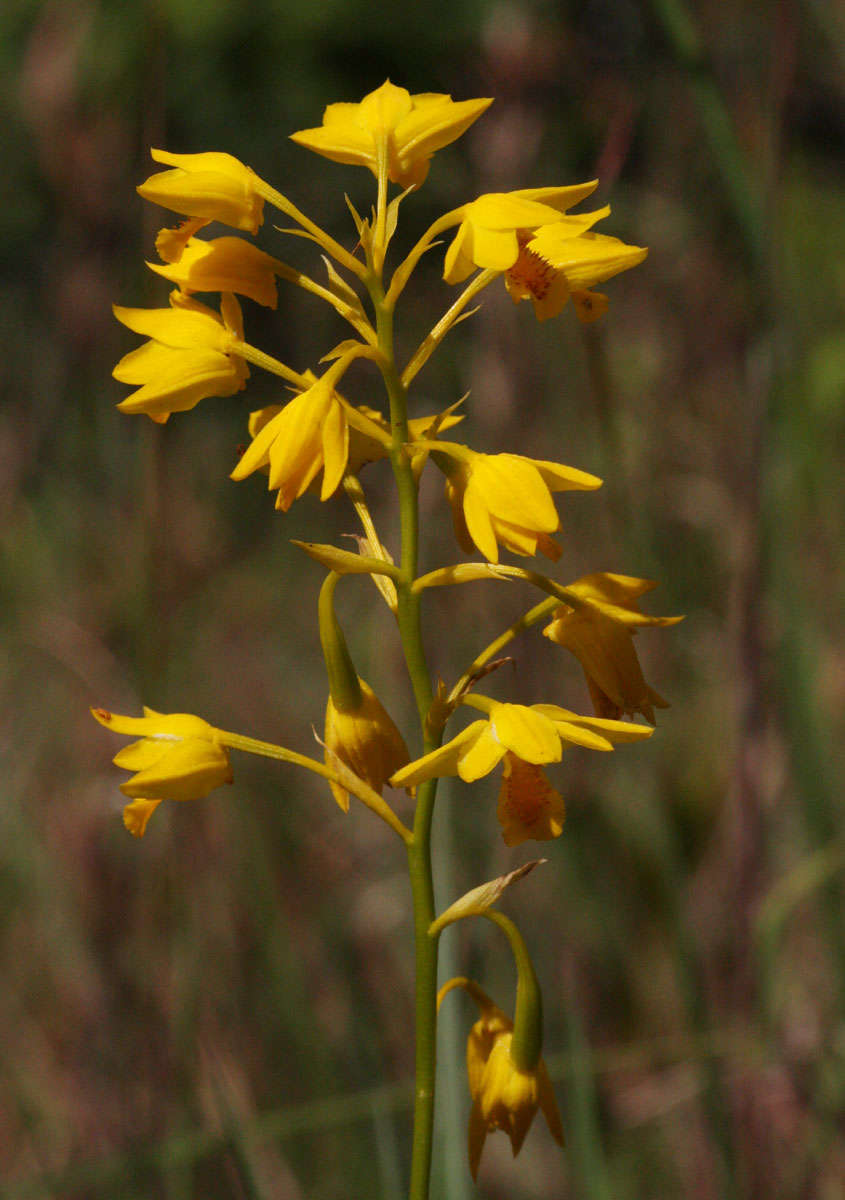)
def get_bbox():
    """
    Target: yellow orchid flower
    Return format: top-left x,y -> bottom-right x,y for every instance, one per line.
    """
137,149 -> 265,233
508,224 -> 648,321
442,182 -> 600,283
230,371 -> 349,511
439,979 -> 563,1180
430,442 -> 601,563
112,292 -> 248,422
324,678 -> 410,812
290,79 -> 492,188
496,752 -> 565,847
391,699 -> 652,791
544,574 -> 683,723
91,706 -> 233,837
147,232 -> 281,308
469,1021 -> 563,1179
